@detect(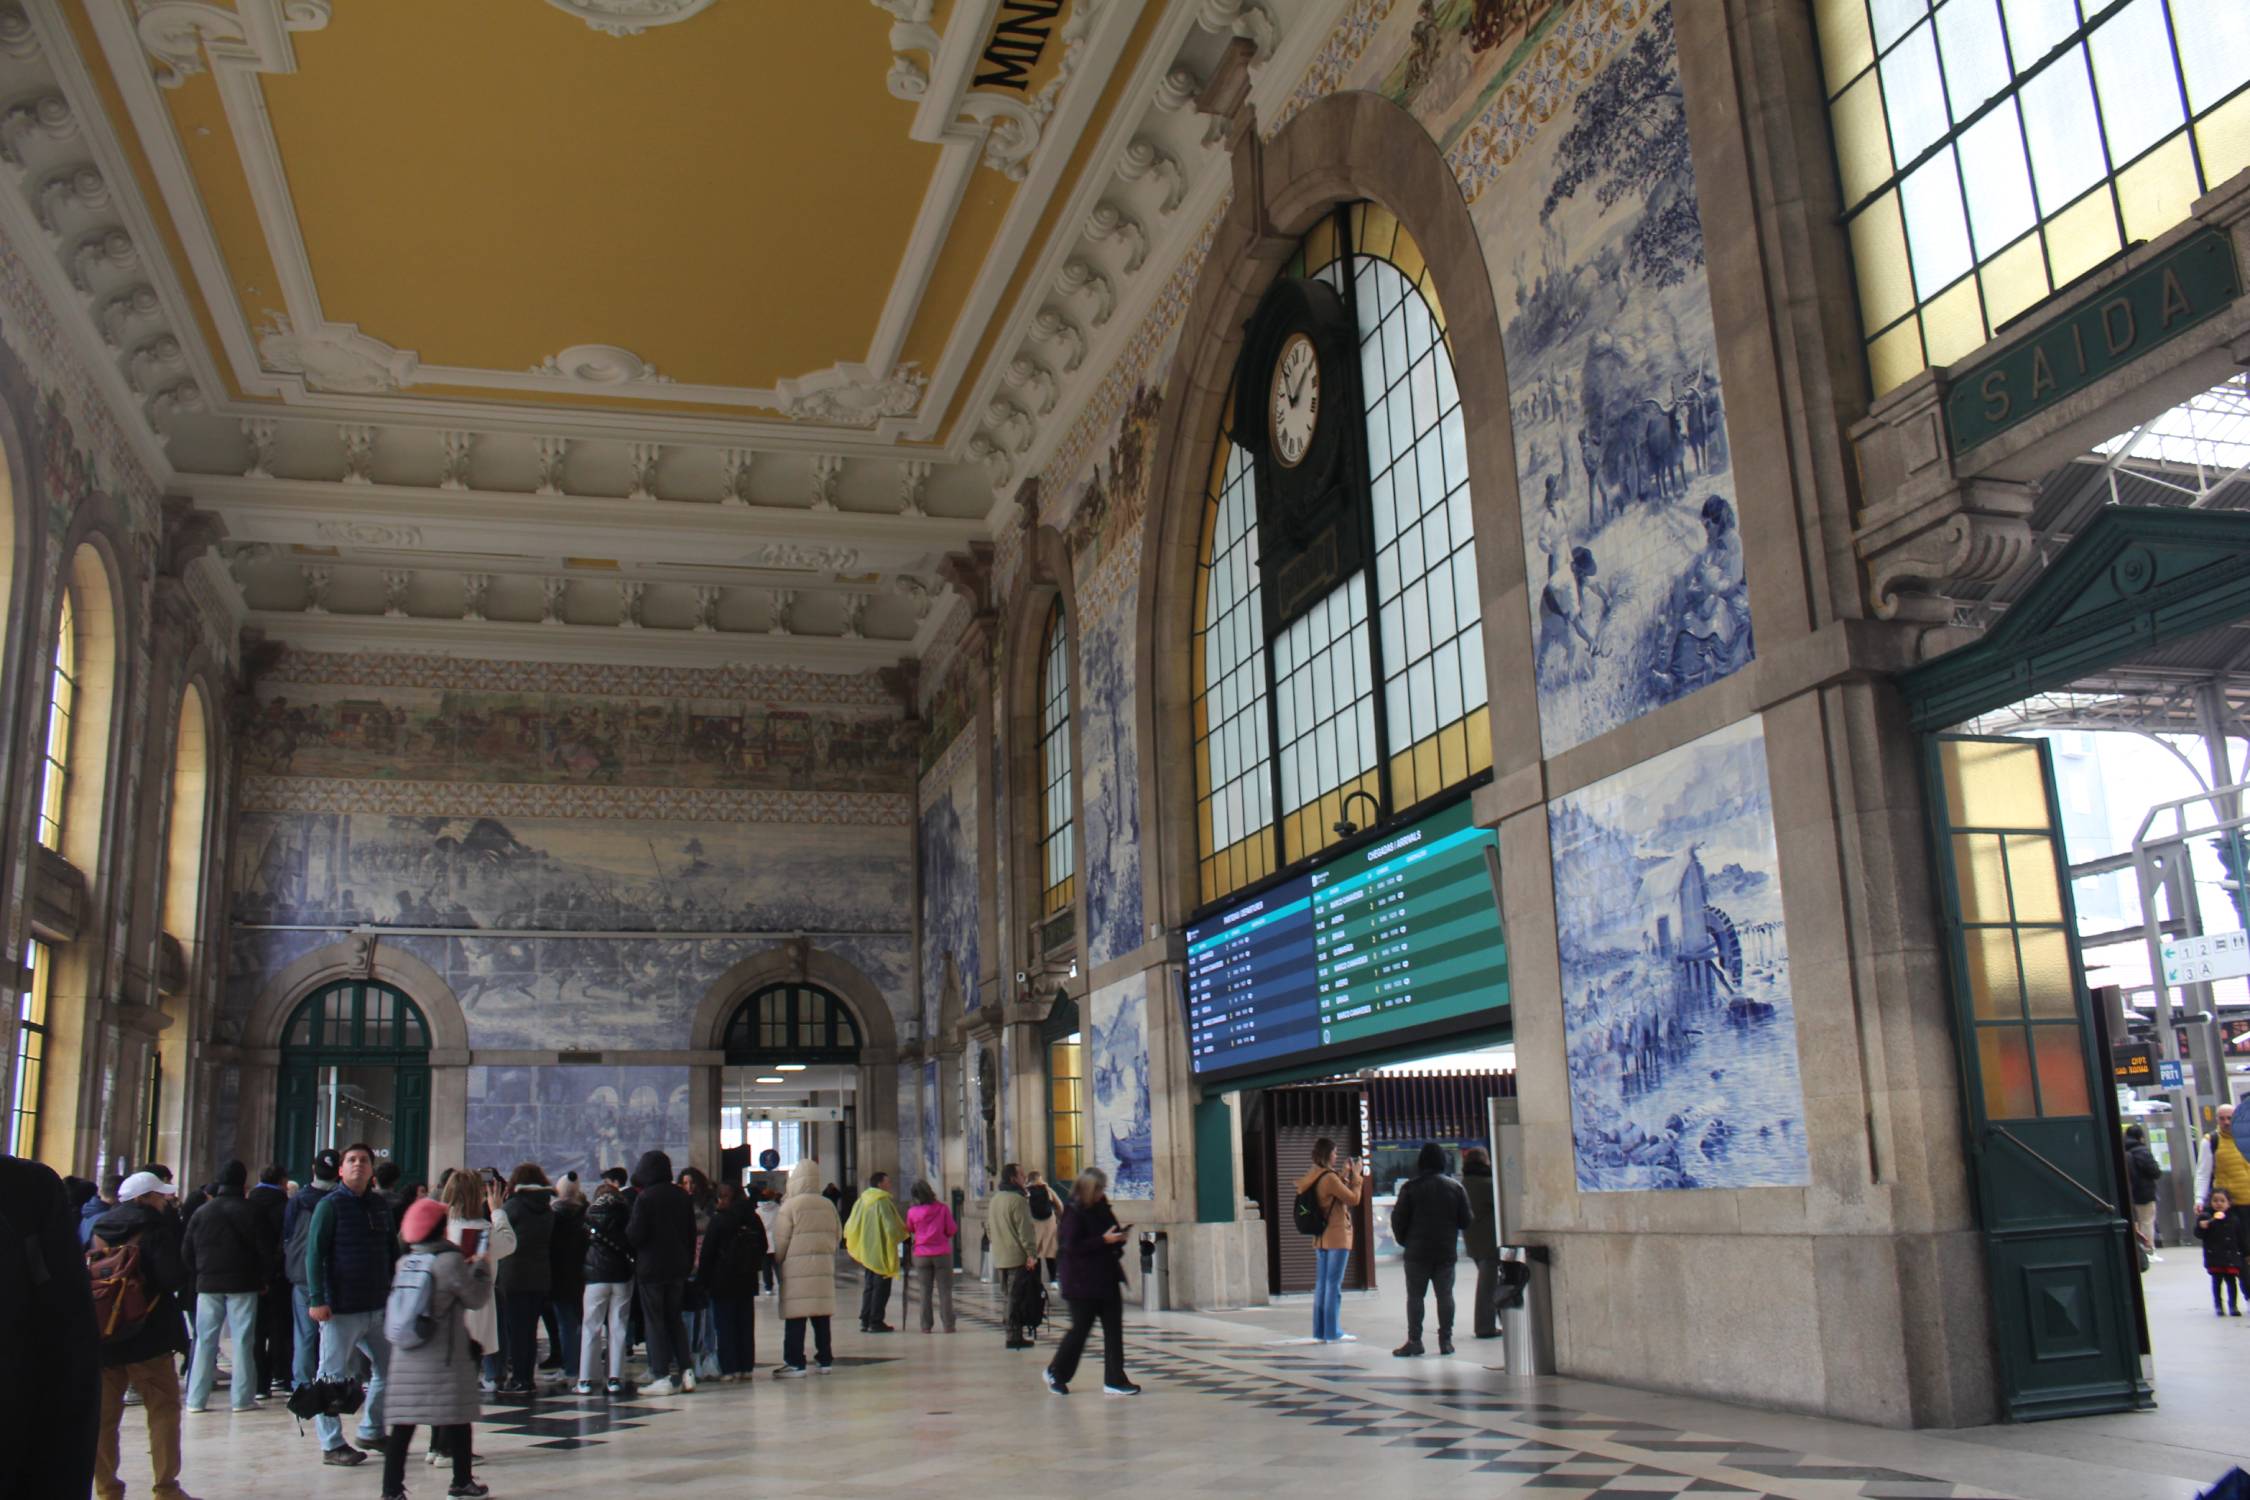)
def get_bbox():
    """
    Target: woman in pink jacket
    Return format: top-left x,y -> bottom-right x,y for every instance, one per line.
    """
905,1180 -> 958,1333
